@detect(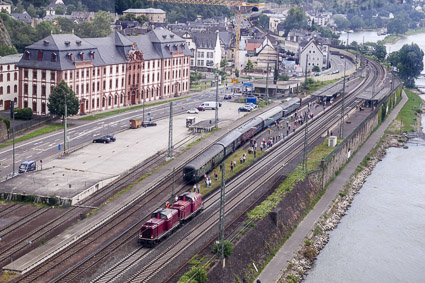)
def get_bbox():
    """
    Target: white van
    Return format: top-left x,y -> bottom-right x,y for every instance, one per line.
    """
199,101 -> 221,110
